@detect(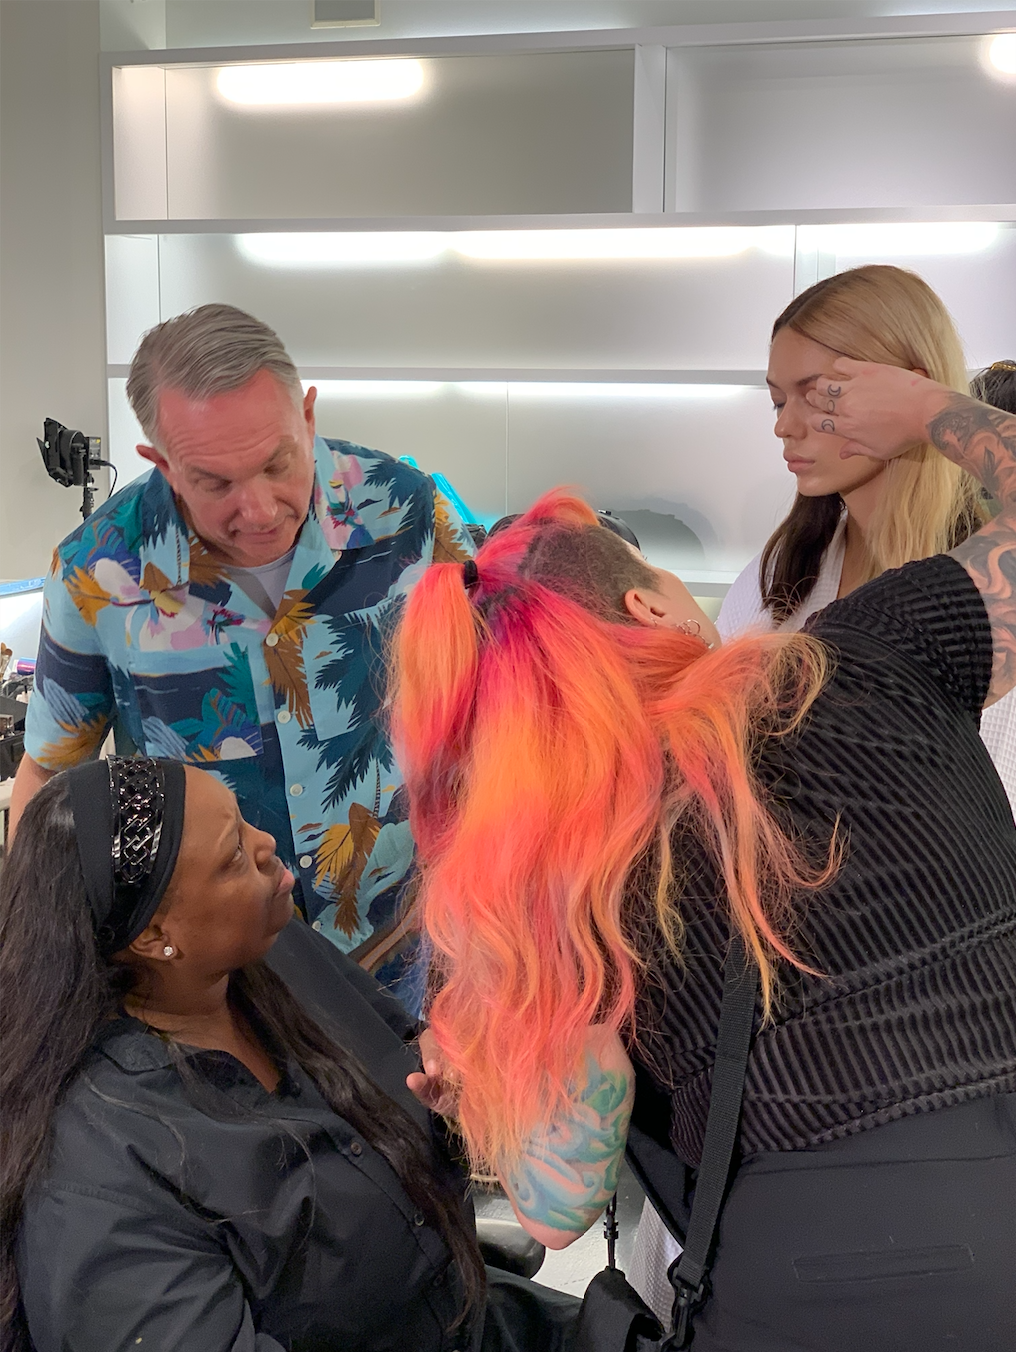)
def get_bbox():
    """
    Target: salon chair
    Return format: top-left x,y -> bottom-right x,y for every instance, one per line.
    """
475,1217 -> 546,1280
